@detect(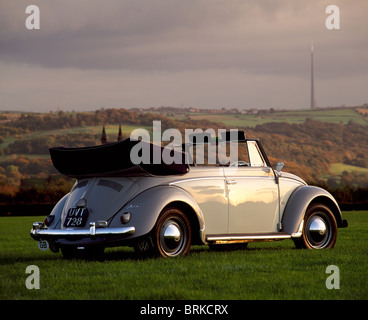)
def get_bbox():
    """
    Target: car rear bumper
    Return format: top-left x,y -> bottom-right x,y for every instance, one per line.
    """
30,221 -> 135,241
